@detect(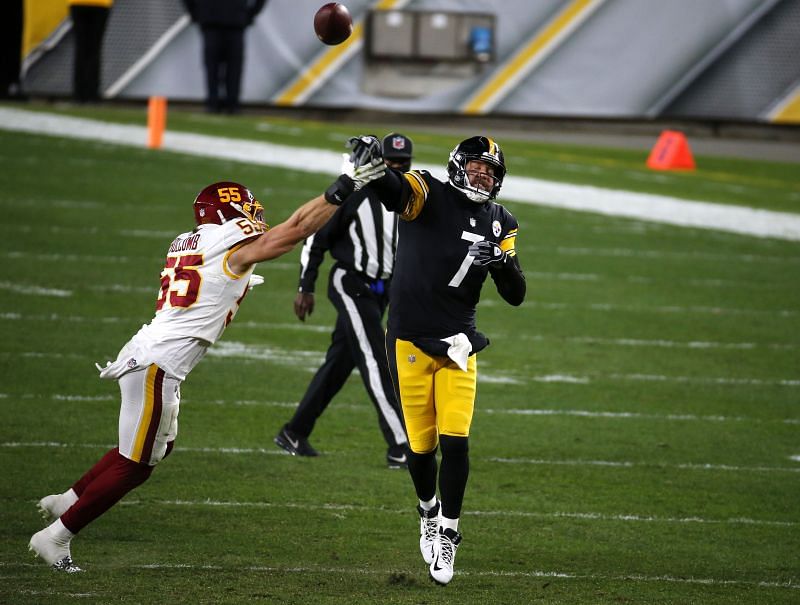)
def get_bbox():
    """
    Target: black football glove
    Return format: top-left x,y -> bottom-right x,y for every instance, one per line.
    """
347,135 -> 382,168
468,240 -> 507,266
346,135 -> 385,190
326,135 -> 385,204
